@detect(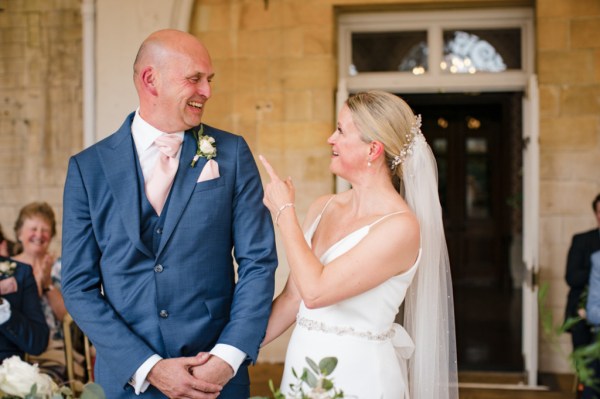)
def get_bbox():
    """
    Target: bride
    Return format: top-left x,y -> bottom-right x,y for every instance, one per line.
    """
259,91 -> 458,399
